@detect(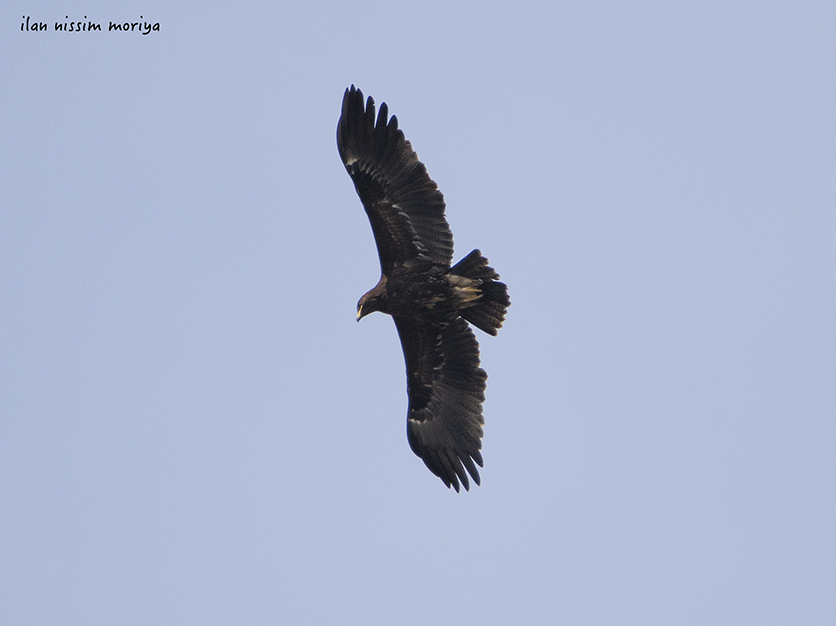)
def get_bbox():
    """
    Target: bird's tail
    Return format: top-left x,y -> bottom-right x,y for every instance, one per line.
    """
448,249 -> 510,336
